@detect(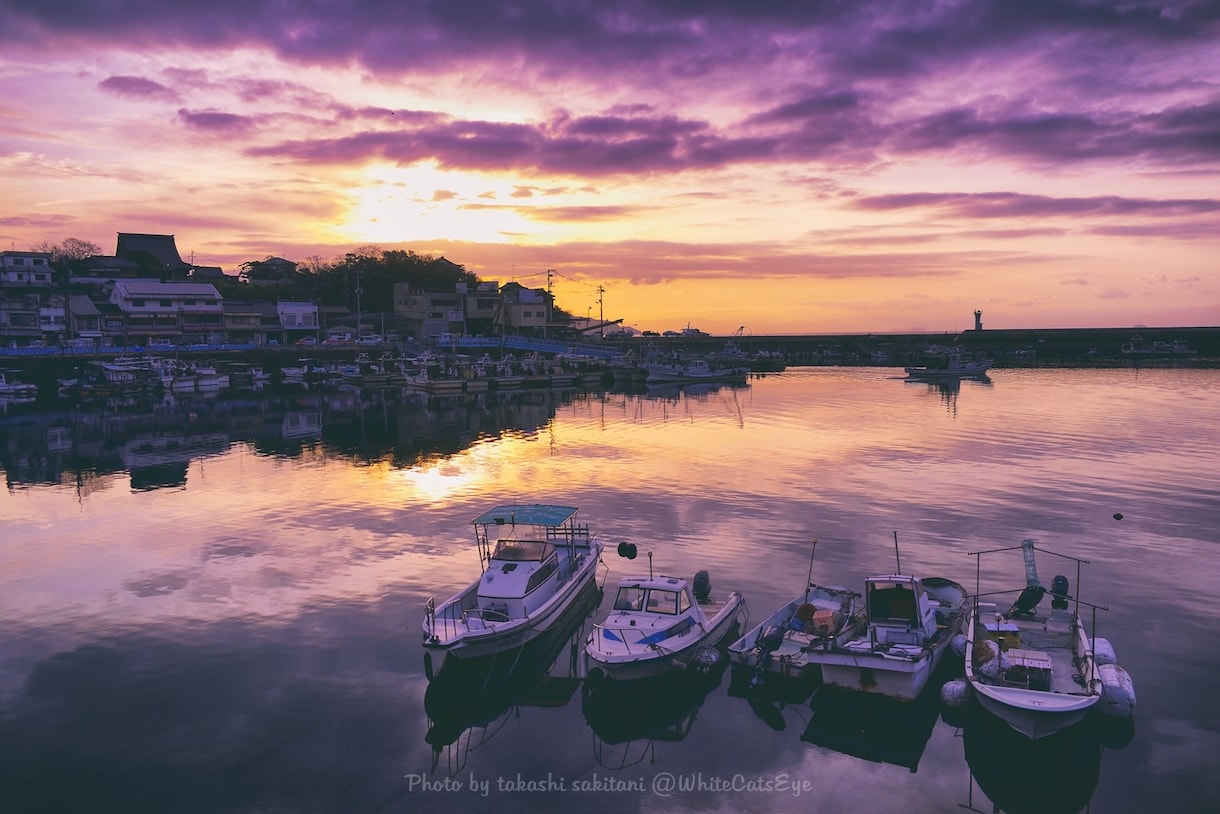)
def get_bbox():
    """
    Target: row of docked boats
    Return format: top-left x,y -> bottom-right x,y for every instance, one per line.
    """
420,506 -> 1135,742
